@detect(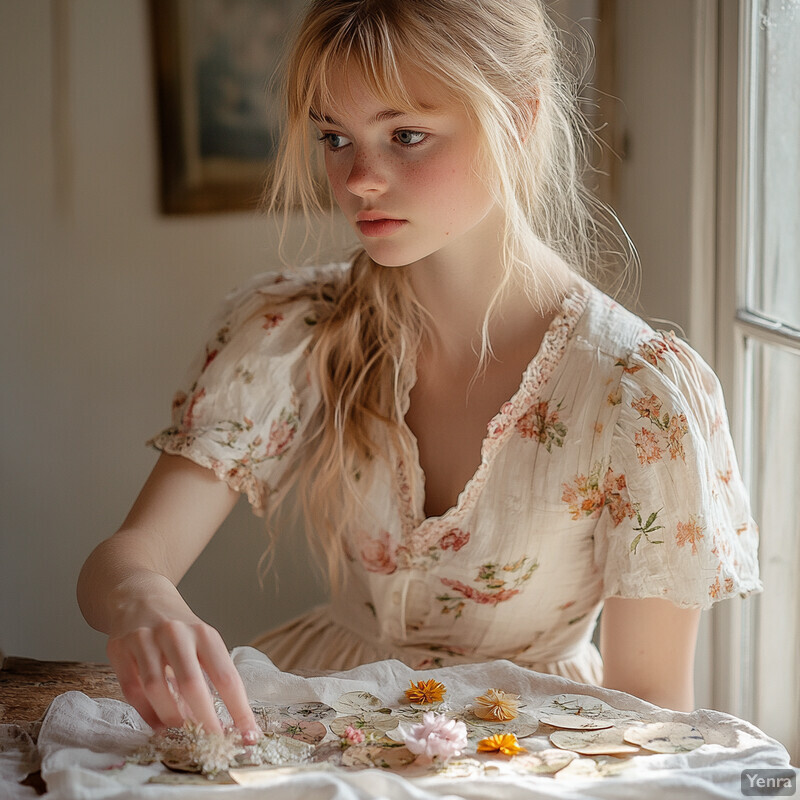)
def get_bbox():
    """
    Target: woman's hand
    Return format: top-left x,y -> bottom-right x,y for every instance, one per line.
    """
105,578 -> 261,742
78,453 -> 261,742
